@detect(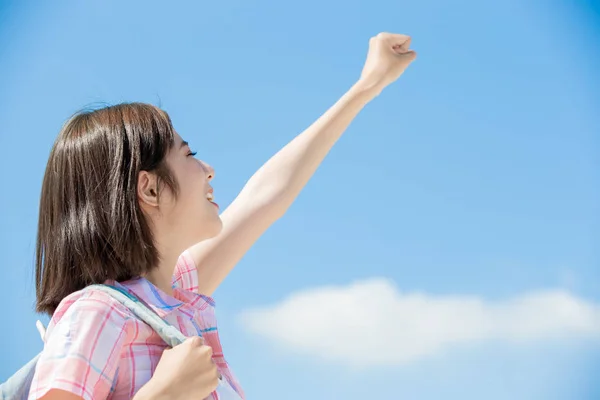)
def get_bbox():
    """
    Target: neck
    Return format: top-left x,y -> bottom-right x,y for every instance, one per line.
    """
143,242 -> 179,296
